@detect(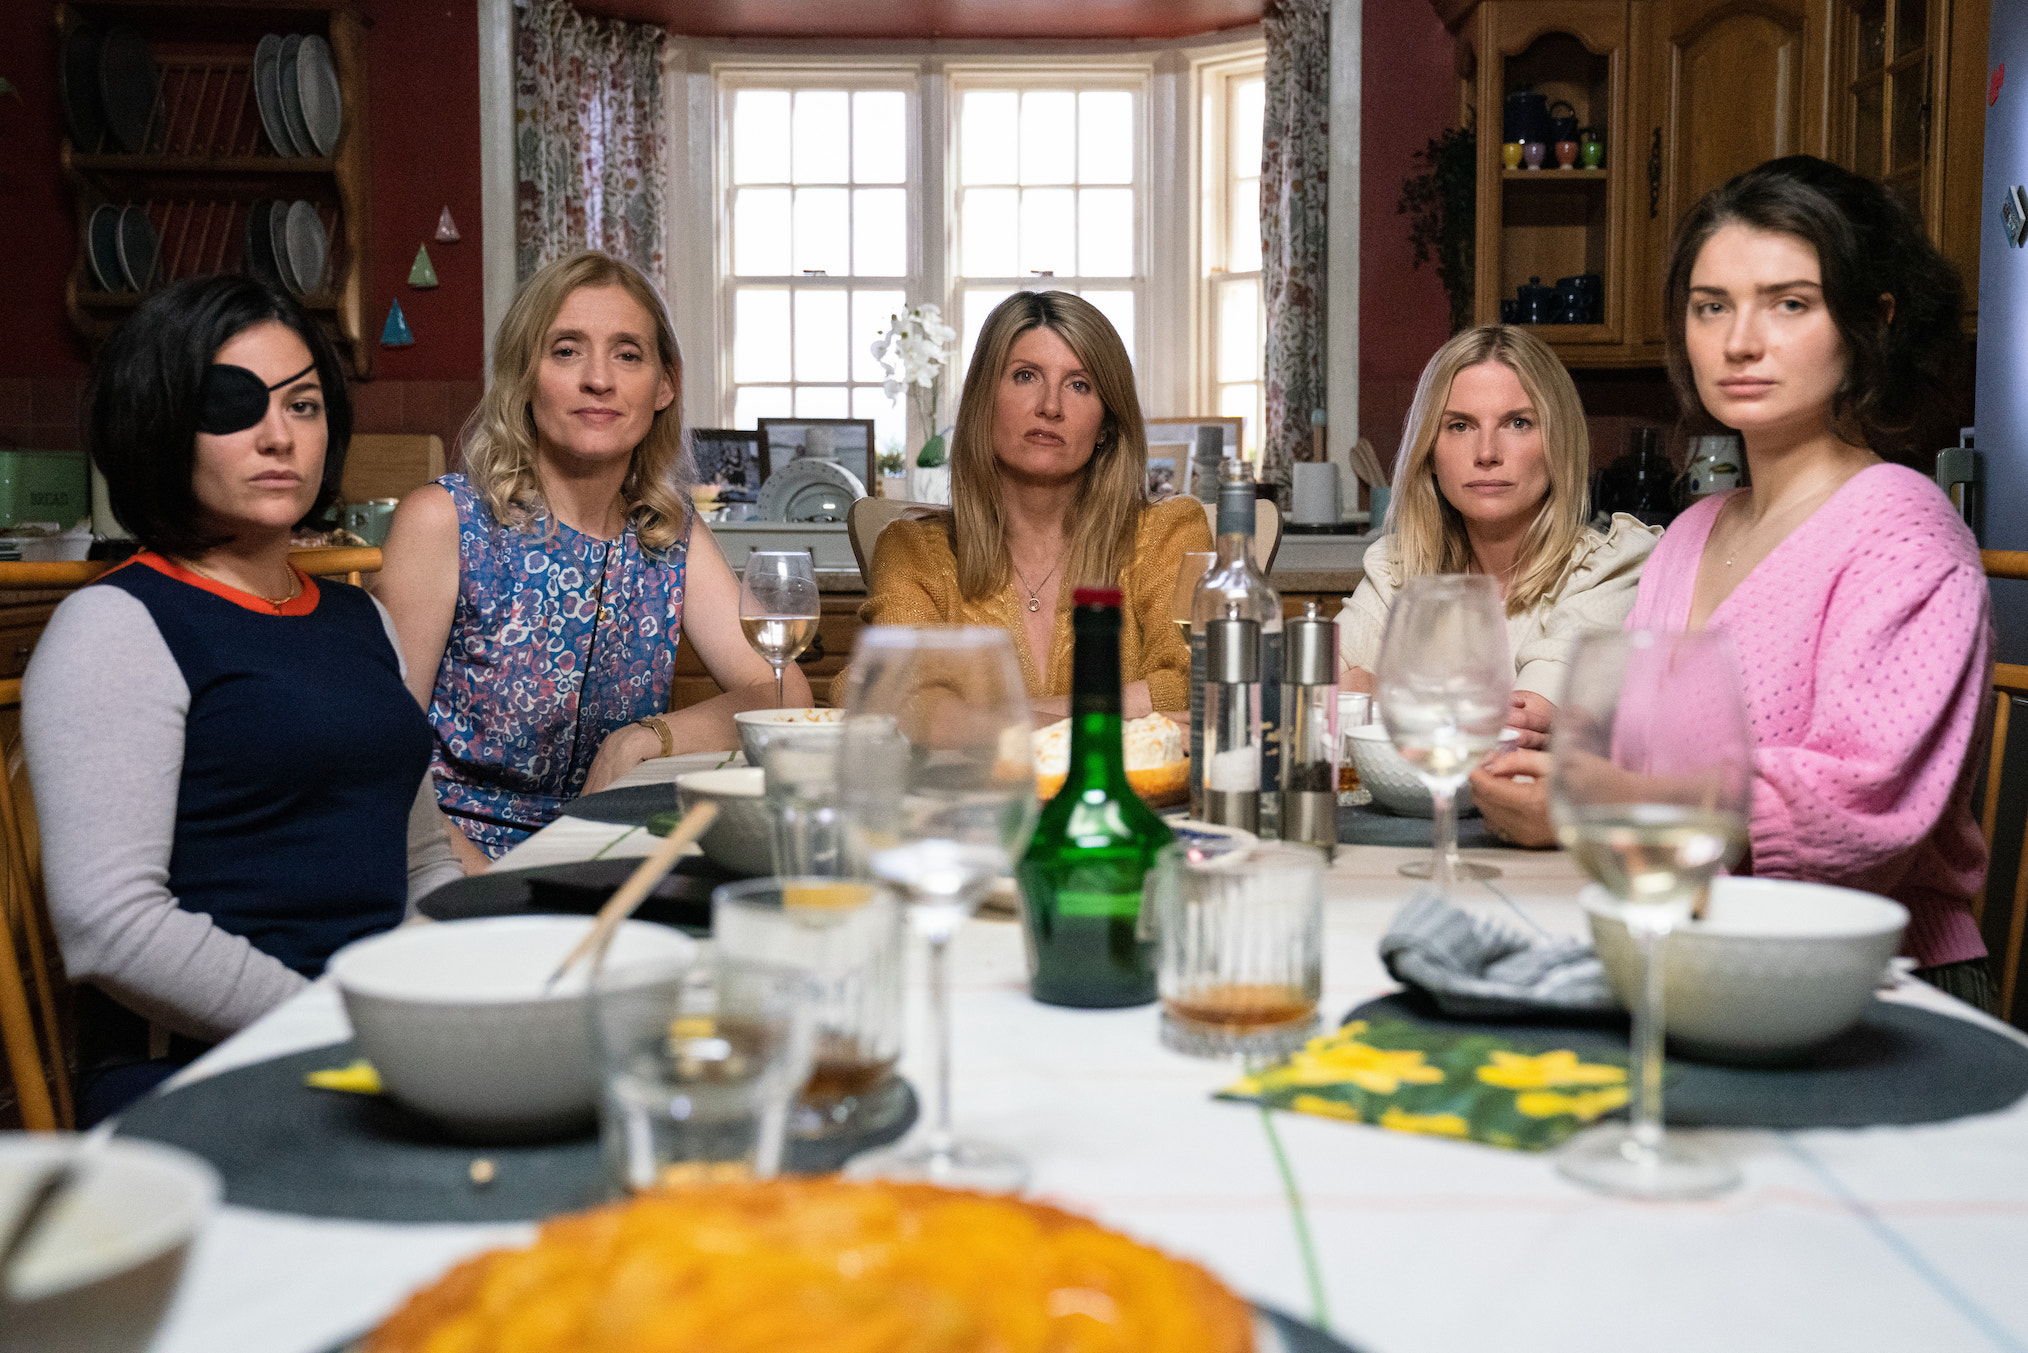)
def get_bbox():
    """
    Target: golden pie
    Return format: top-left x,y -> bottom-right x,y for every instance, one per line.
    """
366,1177 -> 1253,1353
1035,712 -> 1191,808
